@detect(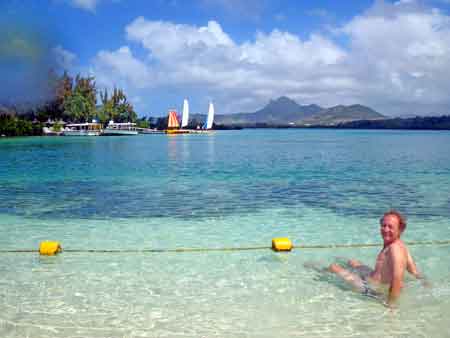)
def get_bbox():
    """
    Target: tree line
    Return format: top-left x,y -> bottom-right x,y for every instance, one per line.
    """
0,71 -> 138,136
335,115 -> 450,130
